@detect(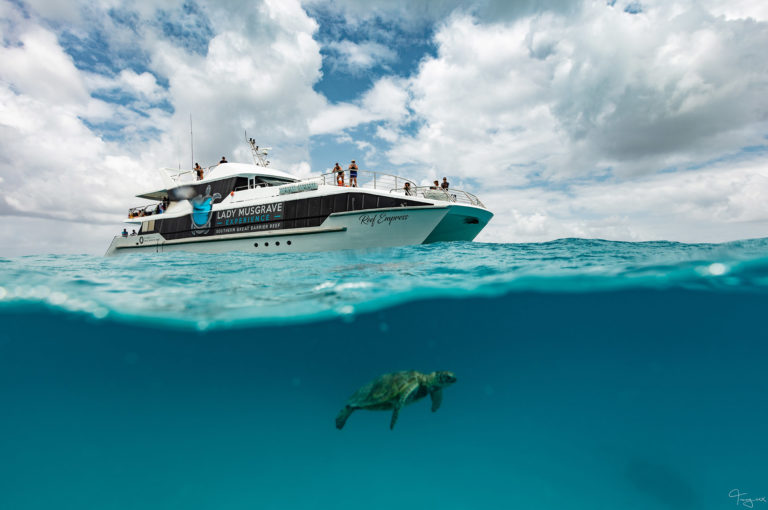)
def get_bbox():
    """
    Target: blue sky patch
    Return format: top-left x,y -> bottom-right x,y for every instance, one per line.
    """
156,1 -> 213,56
59,28 -> 152,77
309,7 -> 436,103
81,117 -> 163,143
